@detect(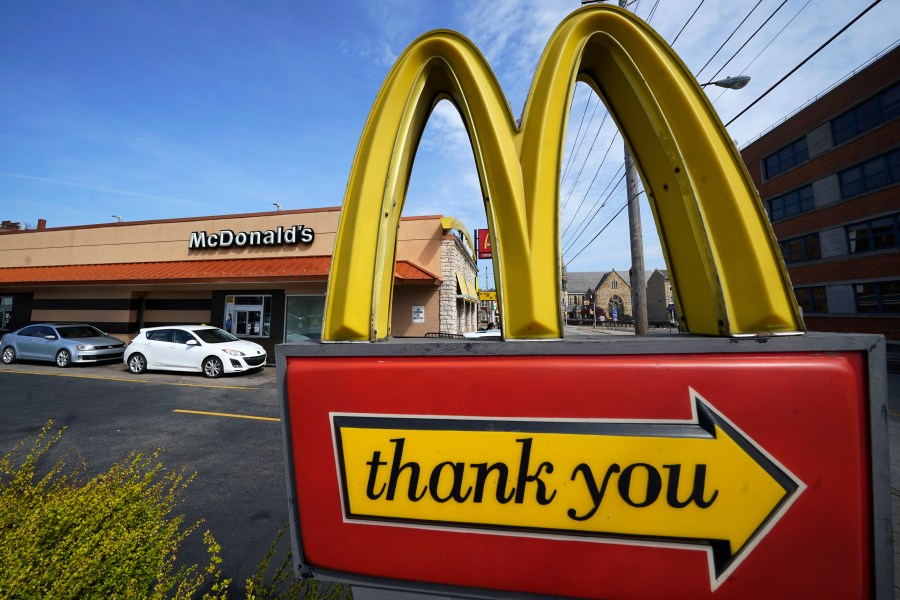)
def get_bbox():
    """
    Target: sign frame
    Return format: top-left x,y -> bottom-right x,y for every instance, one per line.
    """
277,333 -> 891,599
